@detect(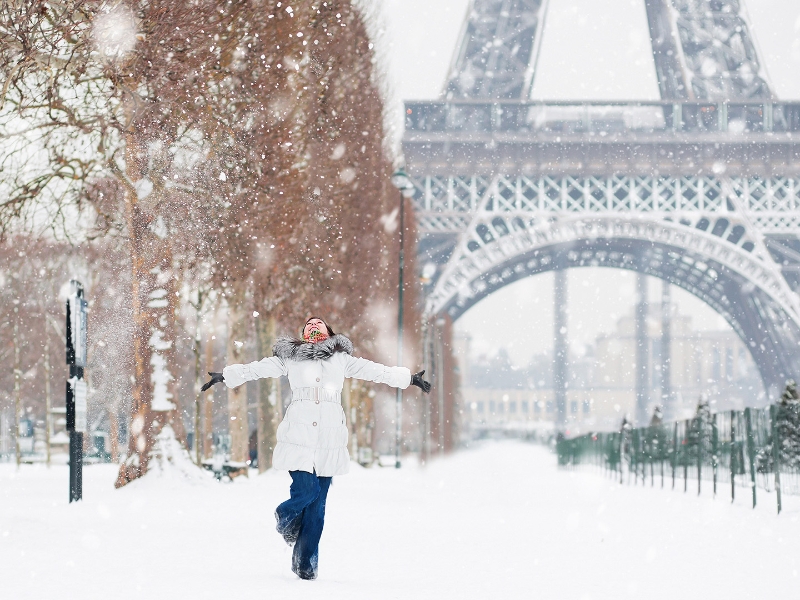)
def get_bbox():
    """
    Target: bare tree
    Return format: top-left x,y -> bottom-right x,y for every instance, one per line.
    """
0,0 -> 425,480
